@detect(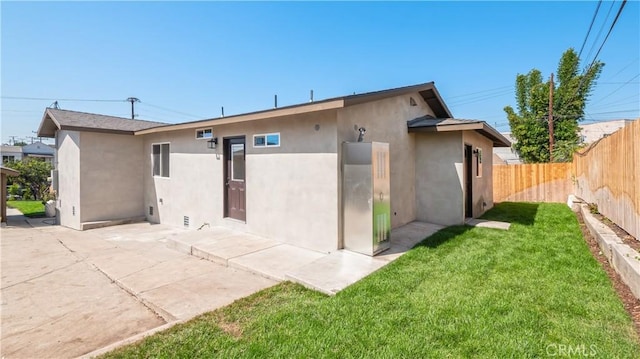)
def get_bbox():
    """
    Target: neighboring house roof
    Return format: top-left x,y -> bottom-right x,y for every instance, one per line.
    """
0,146 -> 23,154
22,141 -> 55,156
37,108 -> 168,137
492,131 -> 522,164
1,166 -> 19,176
579,119 -> 635,144
407,116 -> 511,147
136,82 -> 453,135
